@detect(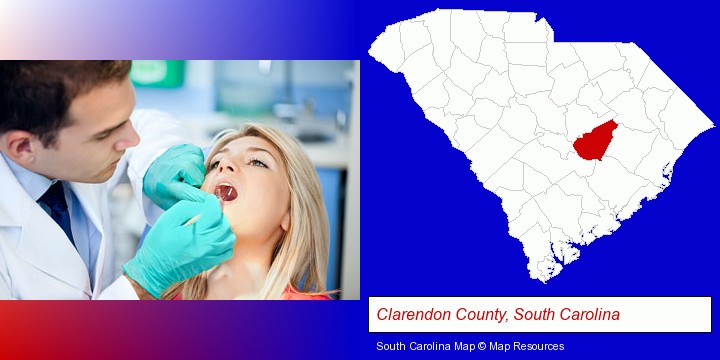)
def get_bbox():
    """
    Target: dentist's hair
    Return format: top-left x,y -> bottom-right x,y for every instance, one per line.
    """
162,123 -> 330,300
0,61 -> 132,147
